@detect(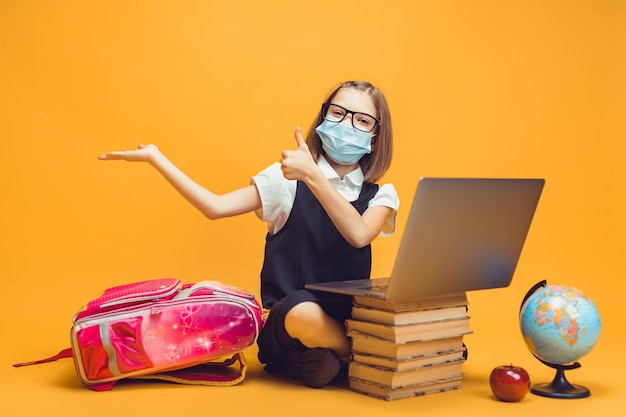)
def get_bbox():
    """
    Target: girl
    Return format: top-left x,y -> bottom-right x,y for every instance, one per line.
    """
99,80 -> 399,388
